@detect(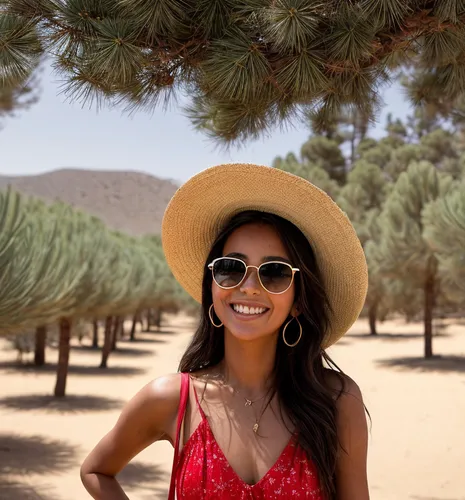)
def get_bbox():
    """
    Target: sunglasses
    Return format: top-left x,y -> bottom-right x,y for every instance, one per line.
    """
208,257 -> 299,294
